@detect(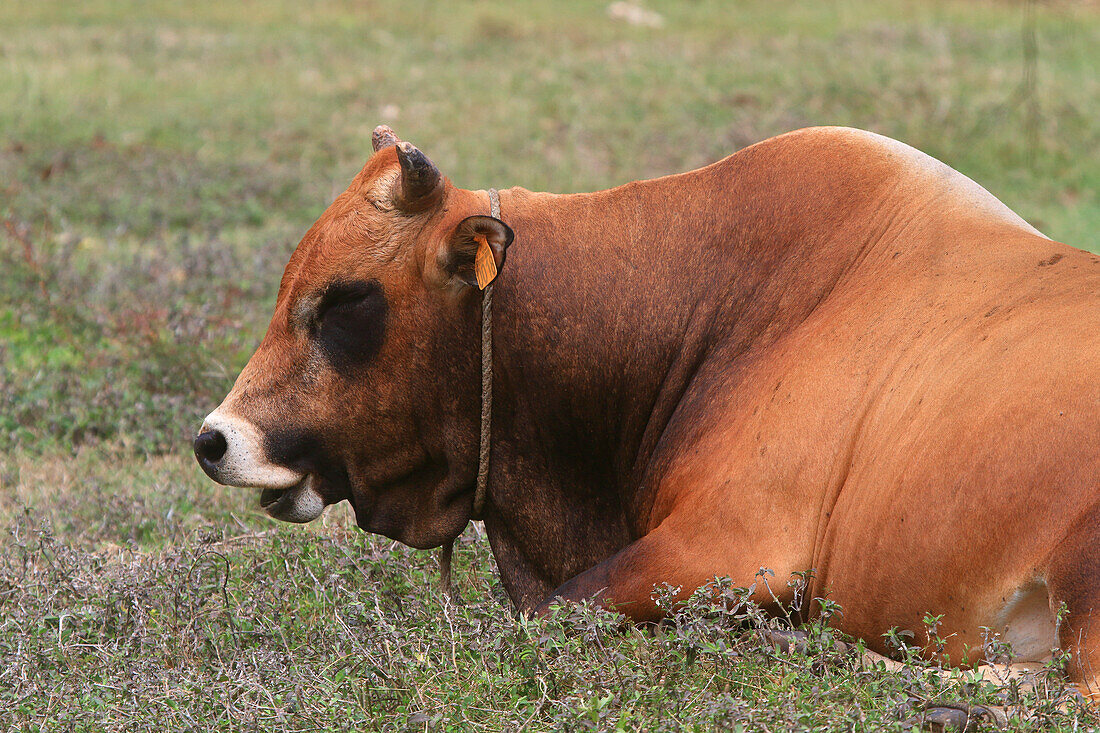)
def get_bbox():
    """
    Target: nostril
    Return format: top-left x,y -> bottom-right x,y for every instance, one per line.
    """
194,429 -> 228,465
